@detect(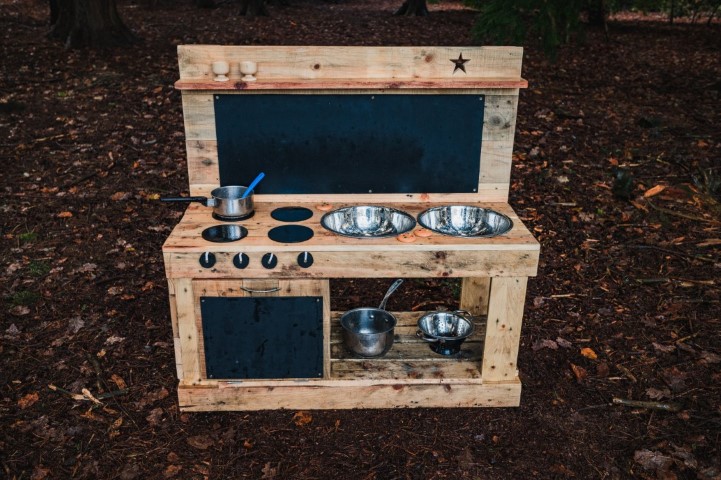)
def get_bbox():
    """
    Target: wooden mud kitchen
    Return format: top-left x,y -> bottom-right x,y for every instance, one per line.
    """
162,46 -> 539,411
